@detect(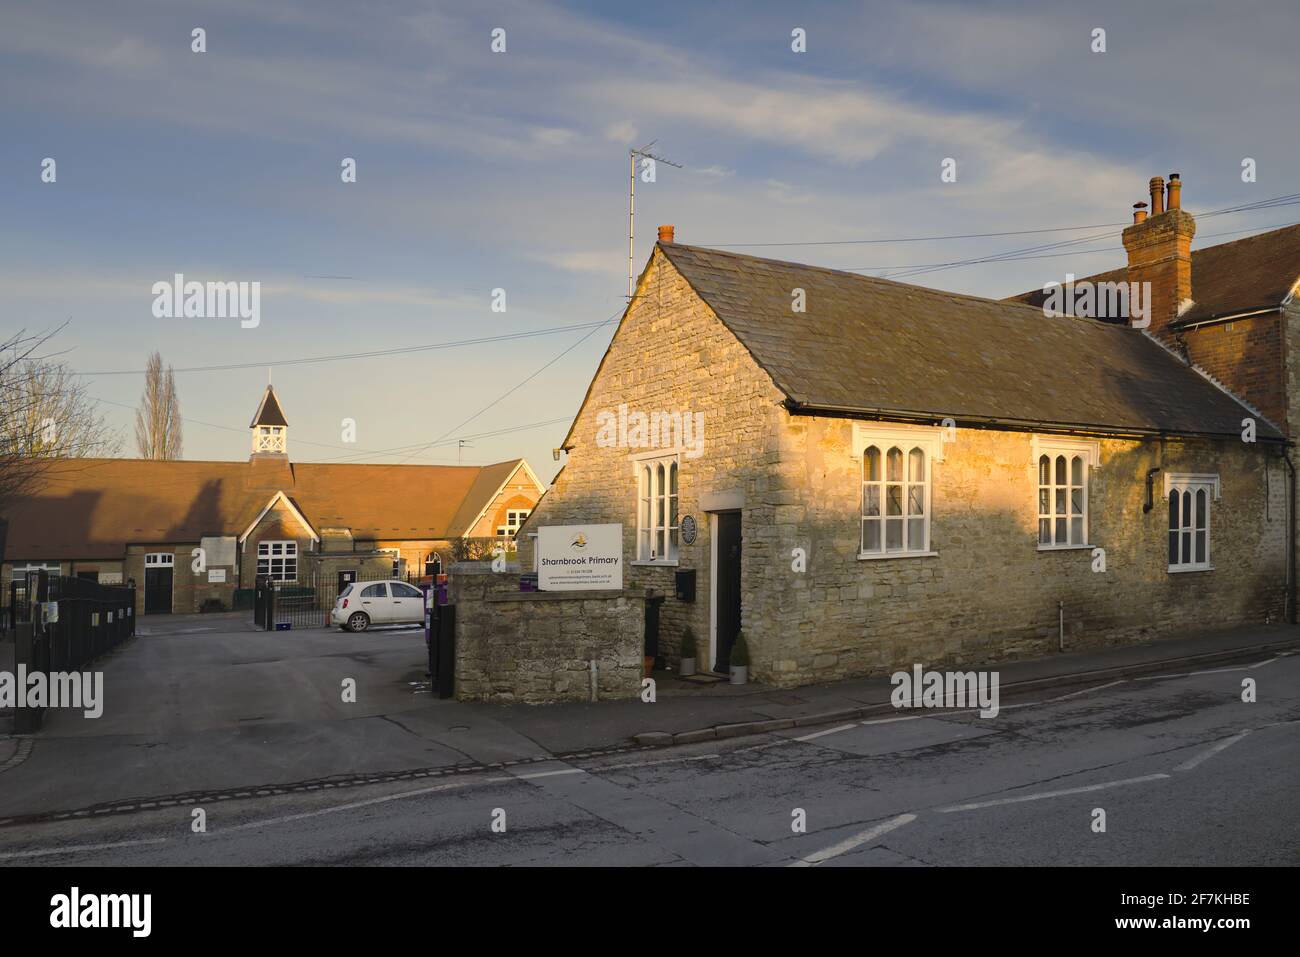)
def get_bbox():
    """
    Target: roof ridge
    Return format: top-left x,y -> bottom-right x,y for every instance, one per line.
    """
663,242 -> 1049,316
